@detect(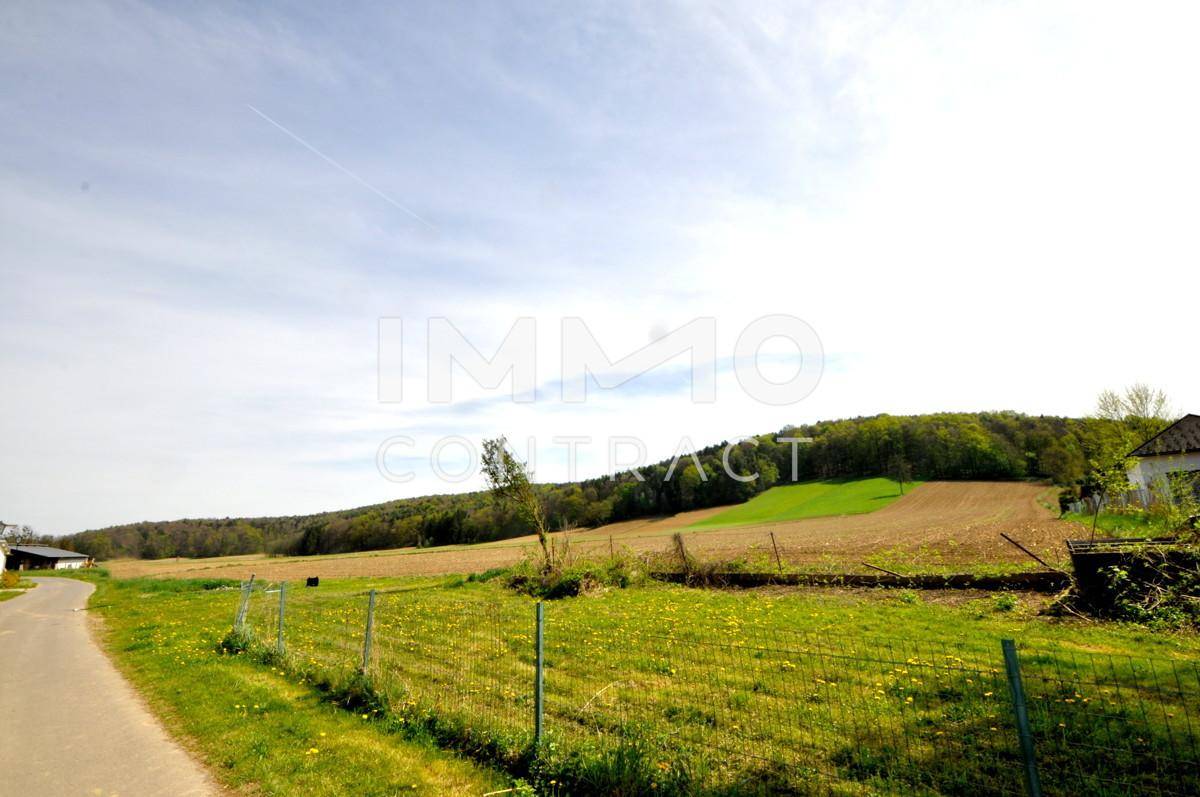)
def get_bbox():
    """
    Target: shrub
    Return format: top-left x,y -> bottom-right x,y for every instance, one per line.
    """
505,553 -> 646,599
218,628 -> 254,655
993,593 -> 1018,612
467,567 -> 509,583
1,570 -> 19,589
